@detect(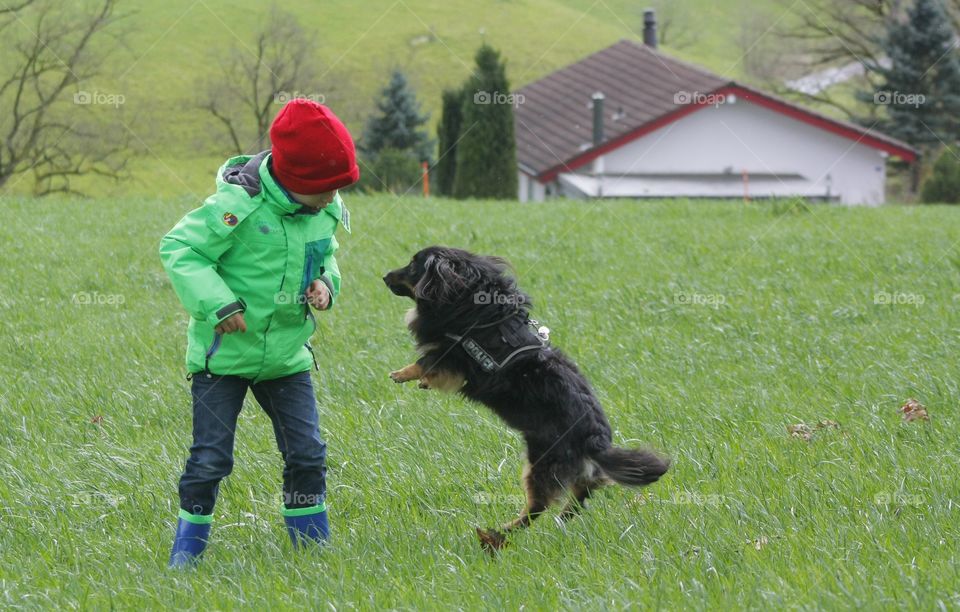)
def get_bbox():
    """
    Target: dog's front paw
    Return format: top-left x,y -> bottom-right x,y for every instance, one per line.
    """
389,363 -> 423,384
476,527 -> 508,554
417,378 -> 431,390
